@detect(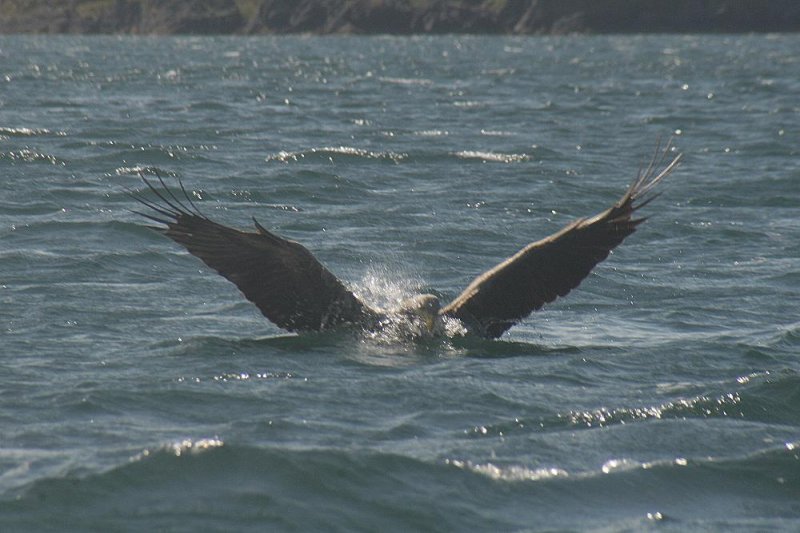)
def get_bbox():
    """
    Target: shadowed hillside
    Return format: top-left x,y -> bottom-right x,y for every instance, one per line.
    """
1,0 -> 798,34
